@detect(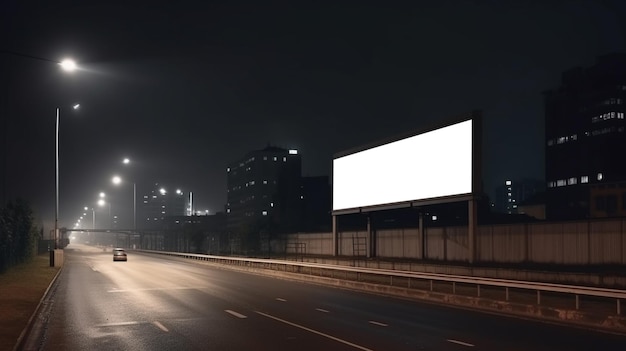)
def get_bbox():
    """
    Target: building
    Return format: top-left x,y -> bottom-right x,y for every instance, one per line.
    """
494,178 -> 543,214
544,53 -> 626,220
137,183 -> 188,229
226,145 -> 302,235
